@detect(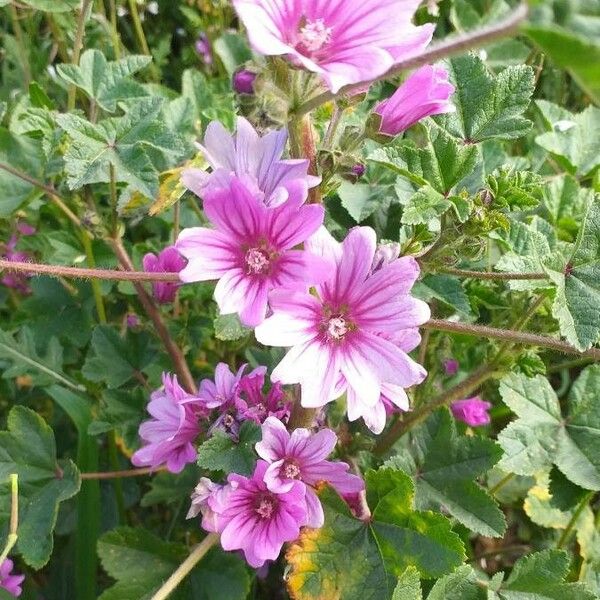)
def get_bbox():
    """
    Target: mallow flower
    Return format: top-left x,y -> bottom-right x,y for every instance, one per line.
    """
211,460 -> 308,568
176,178 -> 330,327
0,559 -> 24,597
232,0 -> 434,93
256,417 -> 364,527
182,117 -> 319,207
255,226 -> 430,432
131,373 -> 205,473
374,65 -> 455,136
451,396 -> 492,427
142,246 -> 186,304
